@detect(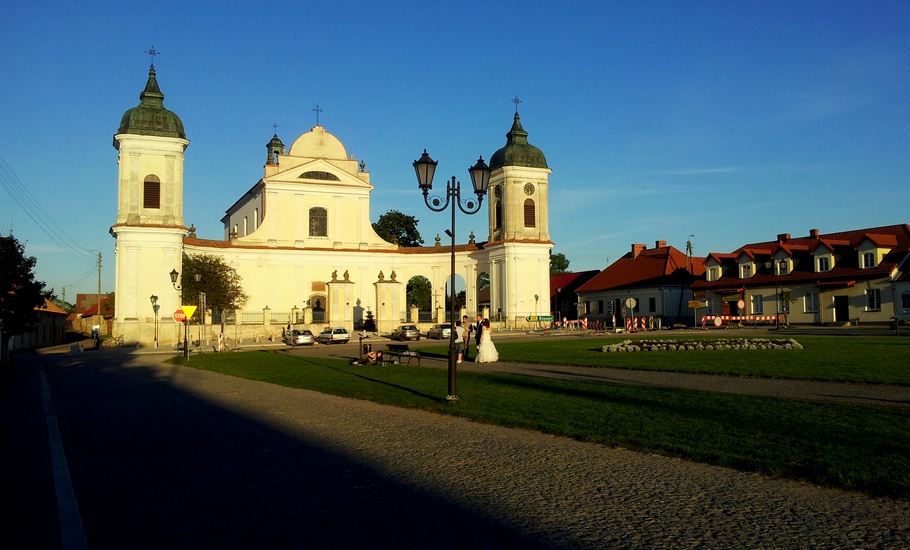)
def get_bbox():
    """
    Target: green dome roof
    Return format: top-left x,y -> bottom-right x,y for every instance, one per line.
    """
489,113 -> 547,170
116,67 -> 186,144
